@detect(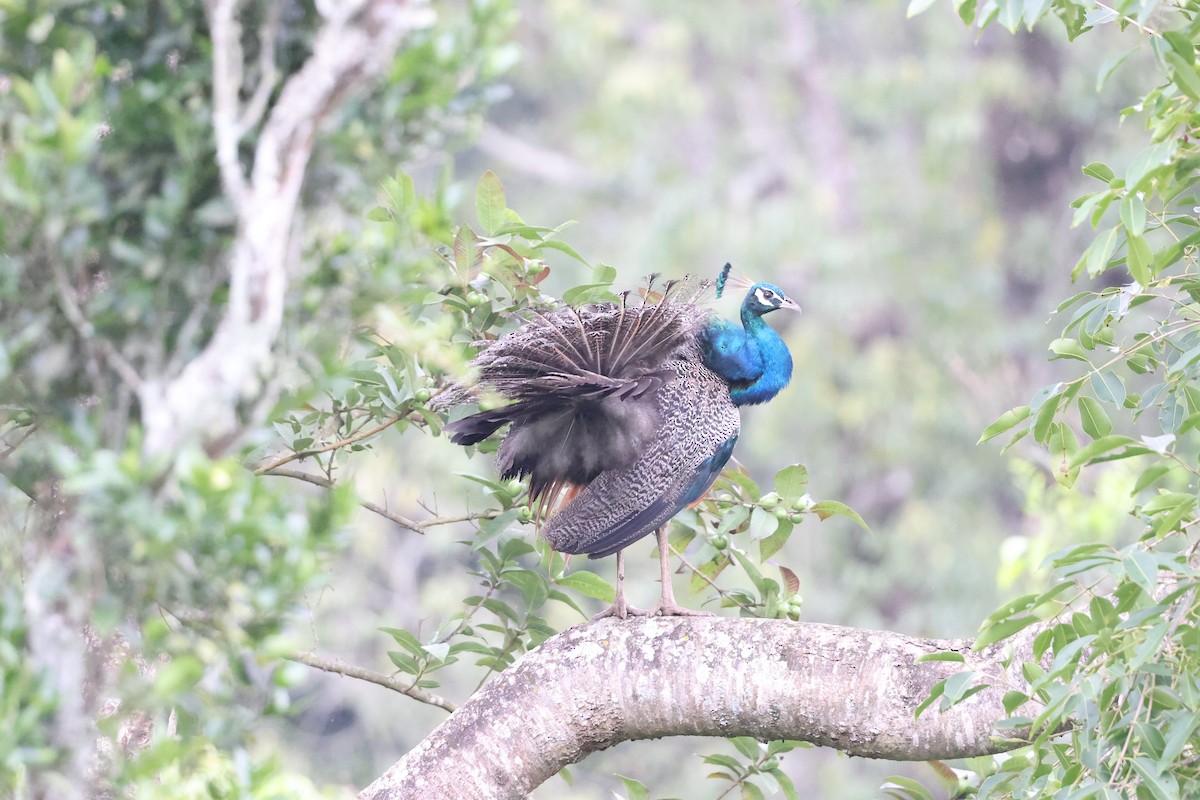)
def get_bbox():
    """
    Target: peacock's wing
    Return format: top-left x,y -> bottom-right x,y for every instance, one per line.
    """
442,278 -> 714,503
541,355 -> 740,558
